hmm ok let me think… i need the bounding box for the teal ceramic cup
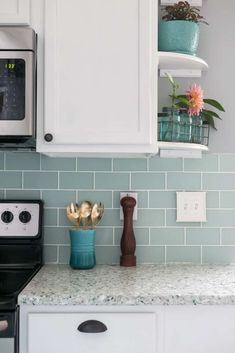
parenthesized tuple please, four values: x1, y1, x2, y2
(69, 229, 96, 269)
(158, 20, 199, 56)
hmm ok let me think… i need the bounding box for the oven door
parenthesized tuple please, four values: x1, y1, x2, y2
(0, 51, 35, 138)
(0, 309, 18, 353)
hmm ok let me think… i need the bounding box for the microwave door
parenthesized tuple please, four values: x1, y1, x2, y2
(0, 51, 35, 138)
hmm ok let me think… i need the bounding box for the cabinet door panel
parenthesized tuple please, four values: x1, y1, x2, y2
(28, 312, 156, 353)
(0, 0, 30, 24)
(165, 306, 235, 353)
(44, 0, 156, 146)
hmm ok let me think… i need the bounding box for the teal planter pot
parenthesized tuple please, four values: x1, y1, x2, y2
(69, 229, 96, 269)
(158, 20, 199, 56)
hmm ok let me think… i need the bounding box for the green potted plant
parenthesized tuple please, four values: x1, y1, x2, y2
(158, 73, 225, 144)
(159, 1, 208, 56)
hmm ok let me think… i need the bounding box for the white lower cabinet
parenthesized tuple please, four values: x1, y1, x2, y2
(165, 306, 235, 353)
(26, 312, 157, 353)
(20, 305, 235, 353)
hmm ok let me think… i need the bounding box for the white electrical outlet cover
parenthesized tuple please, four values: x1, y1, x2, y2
(176, 191, 207, 222)
(120, 192, 138, 221)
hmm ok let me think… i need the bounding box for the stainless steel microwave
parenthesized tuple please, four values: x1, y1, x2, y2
(0, 27, 36, 149)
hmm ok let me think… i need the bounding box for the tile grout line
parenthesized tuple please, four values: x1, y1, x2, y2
(93, 172, 95, 190)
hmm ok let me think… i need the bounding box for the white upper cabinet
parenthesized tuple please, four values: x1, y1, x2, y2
(37, 0, 157, 156)
(0, 0, 30, 25)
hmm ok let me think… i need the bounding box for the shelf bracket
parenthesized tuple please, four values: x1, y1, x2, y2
(160, 149, 202, 159)
(160, 69, 202, 78)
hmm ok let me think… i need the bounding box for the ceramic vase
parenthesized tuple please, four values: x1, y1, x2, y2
(69, 229, 96, 269)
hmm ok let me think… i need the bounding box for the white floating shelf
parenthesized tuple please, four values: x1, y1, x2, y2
(160, 0, 202, 6)
(158, 142, 208, 159)
(158, 51, 208, 77)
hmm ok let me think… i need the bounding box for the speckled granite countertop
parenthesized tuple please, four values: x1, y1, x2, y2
(18, 264, 235, 306)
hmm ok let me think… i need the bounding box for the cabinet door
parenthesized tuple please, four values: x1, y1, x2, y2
(43, 0, 157, 149)
(0, 0, 30, 24)
(28, 312, 156, 353)
(165, 306, 235, 353)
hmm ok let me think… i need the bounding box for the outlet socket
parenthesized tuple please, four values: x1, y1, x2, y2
(120, 192, 138, 221)
(176, 191, 207, 222)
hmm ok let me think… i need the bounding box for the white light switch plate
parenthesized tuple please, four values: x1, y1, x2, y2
(176, 192, 207, 222)
(120, 192, 138, 221)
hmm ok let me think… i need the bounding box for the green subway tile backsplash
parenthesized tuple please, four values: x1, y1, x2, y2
(77, 158, 112, 171)
(113, 158, 147, 171)
(202, 246, 235, 264)
(220, 155, 235, 172)
(44, 209, 58, 226)
(131, 172, 165, 190)
(150, 228, 184, 245)
(95, 172, 129, 190)
(166, 246, 201, 263)
(44, 227, 69, 245)
(220, 191, 235, 208)
(184, 154, 219, 172)
(149, 191, 176, 208)
(6, 189, 41, 200)
(0, 153, 4, 170)
(149, 157, 183, 171)
(0, 171, 22, 188)
(186, 228, 220, 245)
(60, 172, 93, 189)
(221, 229, 235, 245)
(42, 190, 76, 208)
(167, 172, 201, 190)
(4, 152, 235, 265)
(24, 172, 58, 189)
(96, 228, 114, 245)
(41, 155, 76, 171)
(203, 173, 235, 190)
(6, 152, 40, 170)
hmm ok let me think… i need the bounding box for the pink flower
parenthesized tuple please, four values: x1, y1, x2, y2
(186, 84, 204, 116)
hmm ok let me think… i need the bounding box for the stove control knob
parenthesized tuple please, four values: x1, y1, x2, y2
(19, 211, 31, 224)
(1, 211, 14, 224)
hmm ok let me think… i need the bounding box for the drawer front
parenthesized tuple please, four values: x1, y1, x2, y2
(28, 312, 156, 353)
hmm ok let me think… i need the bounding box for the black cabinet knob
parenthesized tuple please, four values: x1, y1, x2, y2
(44, 133, 53, 142)
(77, 320, 107, 333)
(1, 211, 14, 224)
(19, 211, 31, 224)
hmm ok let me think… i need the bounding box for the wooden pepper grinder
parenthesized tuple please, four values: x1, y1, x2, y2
(120, 196, 136, 267)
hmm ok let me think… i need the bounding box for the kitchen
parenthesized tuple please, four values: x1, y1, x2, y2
(0, 0, 235, 352)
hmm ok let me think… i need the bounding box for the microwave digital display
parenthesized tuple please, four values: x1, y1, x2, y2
(0, 59, 25, 121)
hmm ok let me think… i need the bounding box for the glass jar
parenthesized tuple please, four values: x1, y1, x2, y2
(158, 107, 180, 142)
(179, 109, 192, 142)
(191, 115, 203, 144)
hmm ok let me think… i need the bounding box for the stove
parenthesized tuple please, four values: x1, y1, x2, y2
(0, 200, 43, 353)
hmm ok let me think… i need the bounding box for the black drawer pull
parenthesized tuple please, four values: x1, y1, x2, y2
(77, 320, 107, 333)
